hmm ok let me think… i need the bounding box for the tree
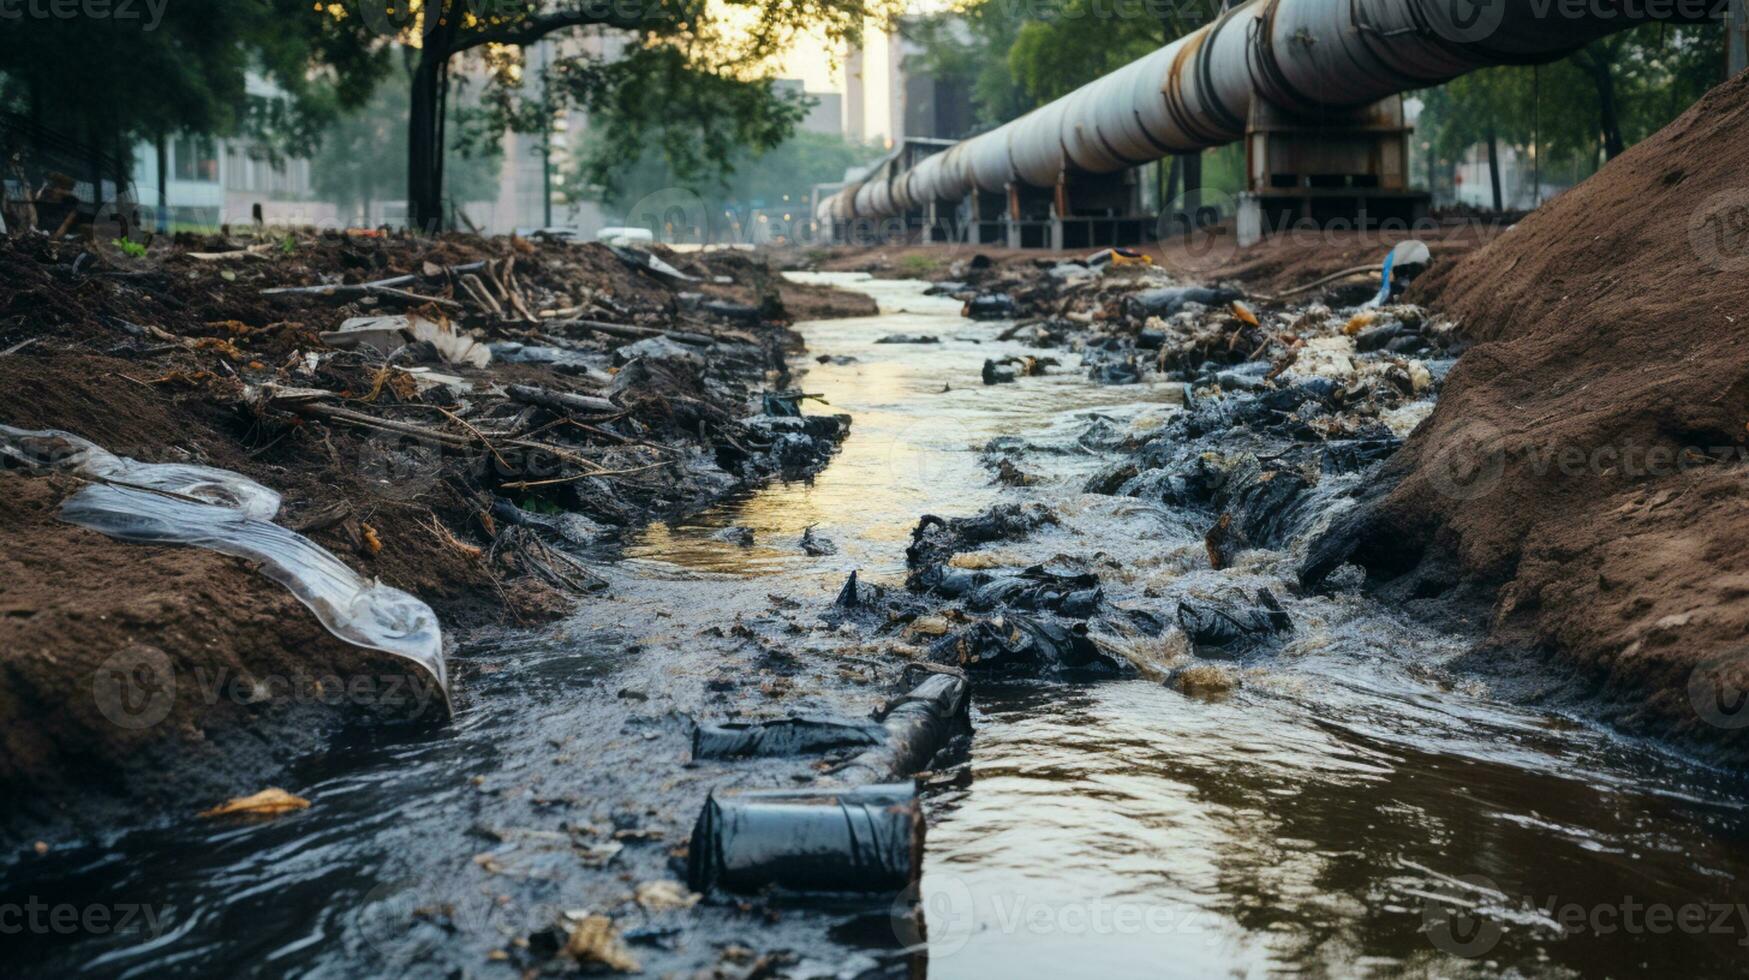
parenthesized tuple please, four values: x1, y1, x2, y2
(903, 4, 1030, 131)
(1417, 22, 1722, 206)
(912, 0, 1215, 207)
(0, 0, 387, 189)
(312, 73, 504, 226)
(339, 0, 900, 232)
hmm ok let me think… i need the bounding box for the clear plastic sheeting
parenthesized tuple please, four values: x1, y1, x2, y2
(1, 425, 450, 713)
(1, 424, 282, 519)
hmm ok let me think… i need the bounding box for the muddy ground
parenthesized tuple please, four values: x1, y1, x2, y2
(787, 130, 1749, 770)
(0, 231, 875, 830)
(4, 78, 1745, 969)
(786, 220, 1503, 296)
(1315, 69, 1749, 766)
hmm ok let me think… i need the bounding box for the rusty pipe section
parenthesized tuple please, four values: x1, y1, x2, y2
(825, 0, 1706, 224)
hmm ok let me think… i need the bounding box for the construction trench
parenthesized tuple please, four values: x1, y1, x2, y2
(3, 5, 1749, 980)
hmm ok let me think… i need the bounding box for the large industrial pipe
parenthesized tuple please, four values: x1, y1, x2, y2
(825, 0, 1708, 224)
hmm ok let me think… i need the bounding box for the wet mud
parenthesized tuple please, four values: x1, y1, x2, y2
(6, 267, 1749, 978)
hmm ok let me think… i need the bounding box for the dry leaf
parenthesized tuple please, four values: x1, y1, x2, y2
(563, 914, 641, 973)
(198, 788, 310, 819)
(634, 880, 700, 912)
(1230, 300, 1259, 327)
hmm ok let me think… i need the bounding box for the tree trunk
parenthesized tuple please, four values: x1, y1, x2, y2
(407, 5, 461, 234)
(1181, 151, 1203, 196)
(1485, 127, 1503, 211)
(1575, 44, 1627, 161)
(1594, 61, 1625, 159)
(155, 133, 169, 234)
(407, 45, 445, 233)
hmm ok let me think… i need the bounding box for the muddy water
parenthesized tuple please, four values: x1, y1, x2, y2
(6, 275, 1748, 978)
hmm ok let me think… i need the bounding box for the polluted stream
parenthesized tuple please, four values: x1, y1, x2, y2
(6, 274, 1749, 978)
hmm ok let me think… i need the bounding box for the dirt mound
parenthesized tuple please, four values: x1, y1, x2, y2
(1316, 71, 1749, 764)
(0, 230, 869, 829)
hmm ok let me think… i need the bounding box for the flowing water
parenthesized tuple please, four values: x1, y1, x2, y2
(5, 275, 1747, 978)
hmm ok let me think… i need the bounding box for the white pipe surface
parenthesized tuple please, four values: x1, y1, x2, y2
(827, 0, 1703, 223)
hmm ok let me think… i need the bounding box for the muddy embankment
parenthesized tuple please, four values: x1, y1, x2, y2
(1304, 70, 1749, 766)
(0, 231, 876, 831)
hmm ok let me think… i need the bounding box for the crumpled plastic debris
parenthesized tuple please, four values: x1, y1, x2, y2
(2, 425, 450, 712)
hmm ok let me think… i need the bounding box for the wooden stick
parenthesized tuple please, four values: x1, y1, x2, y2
(506, 384, 619, 416)
(544, 318, 718, 347)
(458, 274, 504, 318)
(499, 459, 670, 490)
(260, 261, 487, 299)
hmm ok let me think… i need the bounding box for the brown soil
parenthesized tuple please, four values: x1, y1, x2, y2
(1326, 71, 1749, 764)
(788, 223, 1502, 296)
(0, 231, 870, 826)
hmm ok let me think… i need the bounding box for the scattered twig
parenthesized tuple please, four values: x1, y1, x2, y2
(506, 383, 620, 416)
(498, 459, 671, 490)
(544, 318, 719, 347)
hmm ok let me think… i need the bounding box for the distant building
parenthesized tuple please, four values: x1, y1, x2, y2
(774, 80, 845, 137)
(845, 45, 867, 142)
(842, 19, 976, 146)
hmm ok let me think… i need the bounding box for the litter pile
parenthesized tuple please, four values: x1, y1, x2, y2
(0, 228, 873, 814)
(1306, 70, 1749, 764)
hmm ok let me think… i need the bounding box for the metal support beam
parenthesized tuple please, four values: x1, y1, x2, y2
(1238, 95, 1428, 246)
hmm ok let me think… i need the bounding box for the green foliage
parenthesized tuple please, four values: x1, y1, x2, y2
(422, 0, 900, 219)
(558, 46, 810, 203)
(1417, 22, 1721, 184)
(0, 0, 387, 171)
(903, 5, 1030, 129)
(899, 253, 941, 275)
(589, 128, 882, 213)
(112, 238, 148, 259)
(312, 76, 503, 220)
(1007, 0, 1160, 104)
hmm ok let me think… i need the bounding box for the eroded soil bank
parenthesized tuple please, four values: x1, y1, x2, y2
(1311, 70, 1749, 766)
(0, 231, 874, 827)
